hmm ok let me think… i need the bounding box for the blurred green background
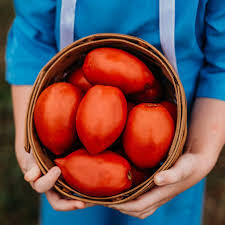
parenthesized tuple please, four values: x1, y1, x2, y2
(0, 1, 224, 225)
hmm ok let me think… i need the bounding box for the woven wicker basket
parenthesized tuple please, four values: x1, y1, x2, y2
(24, 33, 187, 205)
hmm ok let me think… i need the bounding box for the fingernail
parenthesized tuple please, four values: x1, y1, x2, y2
(53, 167, 61, 176)
(24, 172, 31, 182)
(24, 167, 35, 182)
(51, 167, 61, 177)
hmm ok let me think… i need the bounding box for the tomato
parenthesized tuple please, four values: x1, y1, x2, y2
(55, 149, 132, 196)
(161, 101, 177, 122)
(83, 48, 155, 94)
(76, 85, 127, 155)
(34, 82, 82, 155)
(131, 166, 150, 186)
(130, 79, 163, 102)
(123, 103, 175, 168)
(113, 149, 150, 186)
(67, 67, 92, 92)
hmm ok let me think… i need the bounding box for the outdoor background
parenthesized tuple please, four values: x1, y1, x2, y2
(0, 1, 224, 225)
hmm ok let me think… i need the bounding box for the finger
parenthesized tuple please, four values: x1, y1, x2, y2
(54, 194, 95, 208)
(138, 208, 158, 219)
(24, 165, 41, 182)
(33, 166, 61, 193)
(119, 207, 157, 219)
(84, 203, 96, 208)
(154, 153, 196, 186)
(110, 184, 178, 212)
(110, 154, 197, 212)
(46, 190, 86, 211)
(109, 198, 145, 212)
(132, 196, 172, 217)
(119, 209, 141, 218)
(108, 187, 159, 212)
(29, 181, 35, 189)
(19, 148, 38, 175)
(118, 193, 172, 215)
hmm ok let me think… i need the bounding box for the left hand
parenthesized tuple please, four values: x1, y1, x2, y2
(108, 151, 216, 219)
(108, 98, 225, 219)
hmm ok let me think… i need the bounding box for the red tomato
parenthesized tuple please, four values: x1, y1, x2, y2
(123, 103, 175, 168)
(55, 149, 132, 196)
(161, 101, 177, 122)
(130, 79, 163, 102)
(76, 85, 127, 154)
(131, 166, 150, 186)
(67, 67, 92, 92)
(83, 48, 155, 94)
(34, 82, 82, 155)
(113, 148, 150, 186)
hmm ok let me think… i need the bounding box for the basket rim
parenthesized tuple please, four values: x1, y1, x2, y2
(25, 33, 187, 204)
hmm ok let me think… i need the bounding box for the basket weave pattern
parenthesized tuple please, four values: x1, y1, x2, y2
(24, 34, 187, 204)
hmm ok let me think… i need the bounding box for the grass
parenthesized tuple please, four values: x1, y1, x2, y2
(0, 1, 224, 225)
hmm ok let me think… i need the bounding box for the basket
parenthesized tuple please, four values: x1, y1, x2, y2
(24, 33, 187, 205)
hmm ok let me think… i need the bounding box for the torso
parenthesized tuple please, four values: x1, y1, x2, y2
(56, 0, 208, 113)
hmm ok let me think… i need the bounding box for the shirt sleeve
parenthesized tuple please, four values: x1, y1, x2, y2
(196, 0, 225, 101)
(5, 0, 57, 85)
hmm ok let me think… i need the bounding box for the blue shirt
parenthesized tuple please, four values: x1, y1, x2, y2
(6, 0, 225, 112)
(5, 2, 215, 224)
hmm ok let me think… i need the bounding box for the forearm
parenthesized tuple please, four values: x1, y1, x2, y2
(186, 97, 225, 168)
(11, 85, 33, 172)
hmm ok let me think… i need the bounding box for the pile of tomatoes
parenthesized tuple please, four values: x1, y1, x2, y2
(34, 48, 176, 197)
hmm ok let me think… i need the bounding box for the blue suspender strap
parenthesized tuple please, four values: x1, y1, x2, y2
(60, 0, 77, 50)
(159, 0, 178, 73)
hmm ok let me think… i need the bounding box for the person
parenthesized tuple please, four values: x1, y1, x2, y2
(6, 0, 225, 225)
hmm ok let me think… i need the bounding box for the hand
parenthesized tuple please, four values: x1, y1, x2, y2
(20, 147, 93, 211)
(11, 86, 94, 211)
(108, 98, 225, 218)
(108, 151, 216, 219)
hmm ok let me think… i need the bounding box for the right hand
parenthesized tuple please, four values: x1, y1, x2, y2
(12, 85, 94, 211)
(18, 147, 93, 211)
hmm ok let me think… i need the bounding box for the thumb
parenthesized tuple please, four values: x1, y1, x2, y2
(24, 163, 41, 182)
(23, 150, 42, 182)
(33, 166, 61, 193)
(154, 153, 196, 186)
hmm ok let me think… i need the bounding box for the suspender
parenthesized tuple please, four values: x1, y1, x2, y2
(60, 0, 77, 50)
(60, 0, 178, 72)
(159, 0, 178, 72)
